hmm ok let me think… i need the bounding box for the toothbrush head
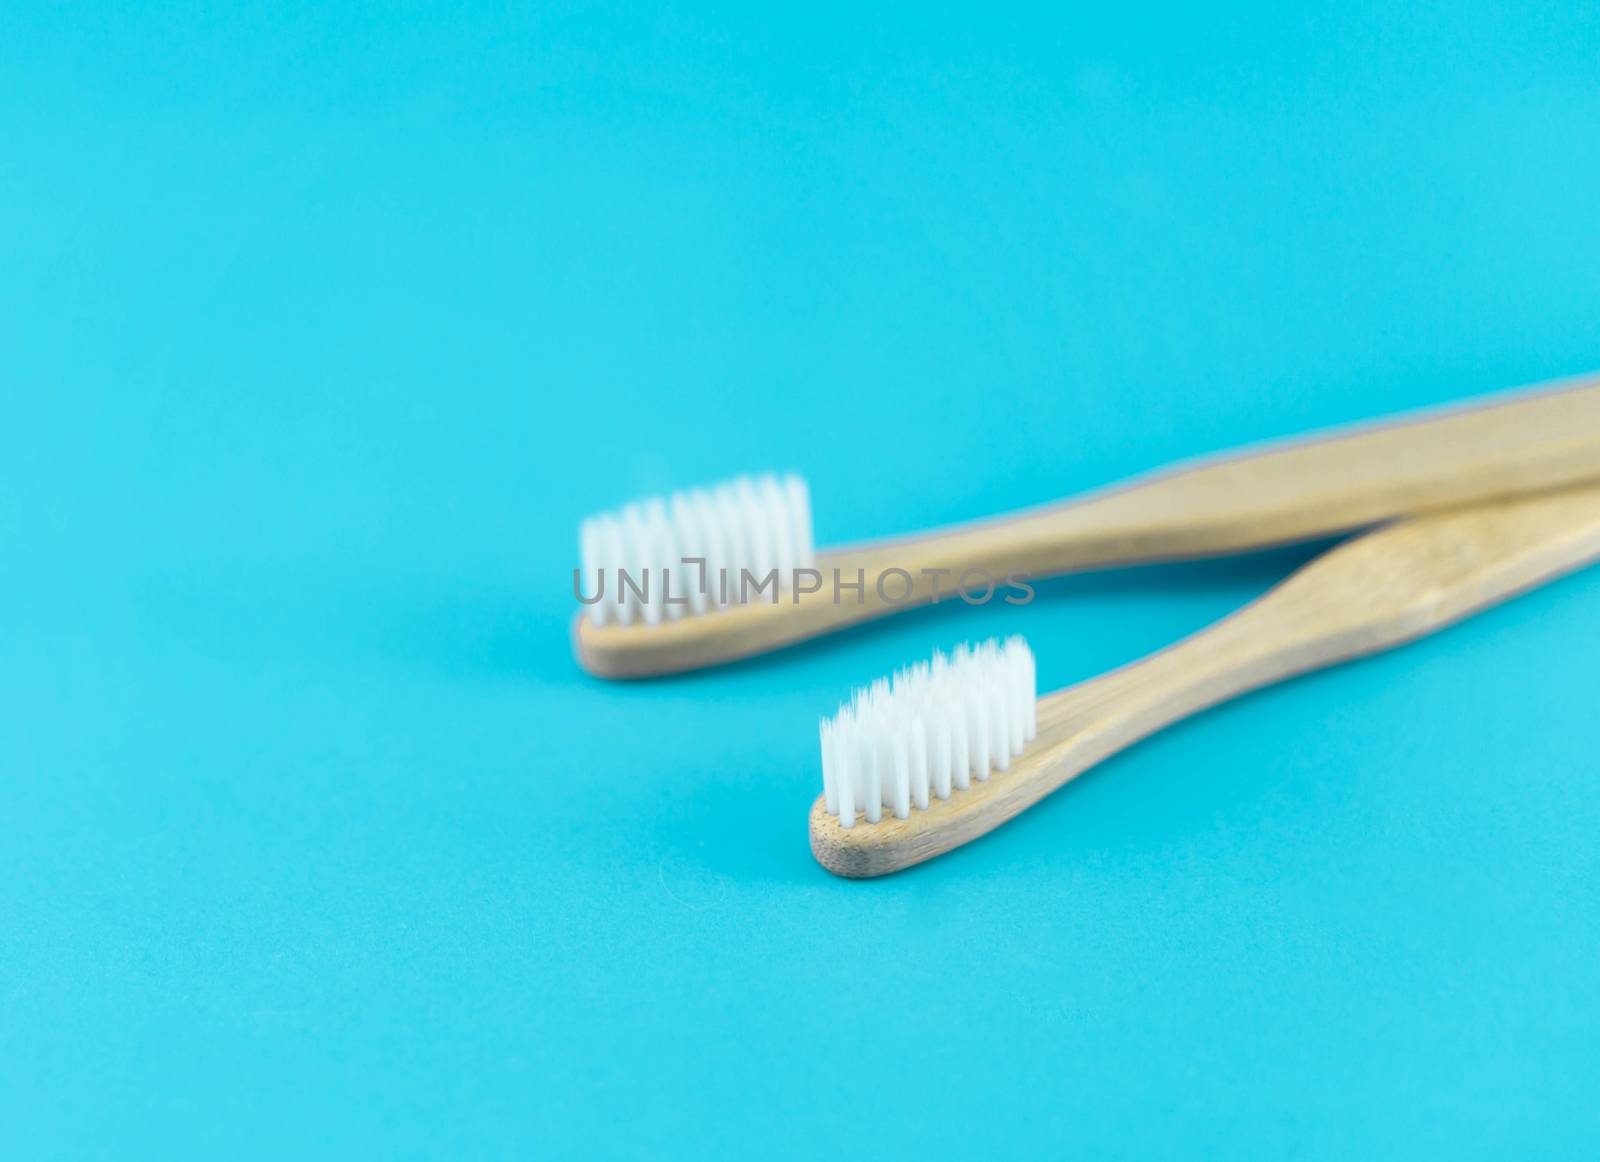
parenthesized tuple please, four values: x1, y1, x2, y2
(818, 636, 1037, 828)
(809, 634, 1045, 878)
(577, 473, 814, 630)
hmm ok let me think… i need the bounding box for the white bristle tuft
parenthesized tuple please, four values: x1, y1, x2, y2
(578, 473, 814, 626)
(818, 636, 1037, 828)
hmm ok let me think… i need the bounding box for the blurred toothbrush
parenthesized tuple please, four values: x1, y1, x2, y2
(574, 372, 1600, 677)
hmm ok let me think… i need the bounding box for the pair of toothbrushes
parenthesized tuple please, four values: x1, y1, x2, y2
(575, 373, 1600, 877)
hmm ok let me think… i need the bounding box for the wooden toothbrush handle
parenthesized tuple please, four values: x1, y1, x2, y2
(851, 373, 1600, 581)
(1054, 482, 1600, 746)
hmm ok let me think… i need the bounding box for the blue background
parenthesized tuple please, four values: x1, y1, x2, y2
(5, 3, 1599, 1157)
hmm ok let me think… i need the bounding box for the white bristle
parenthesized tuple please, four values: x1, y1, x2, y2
(819, 636, 1037, 828)
(578, 473, 814, 626)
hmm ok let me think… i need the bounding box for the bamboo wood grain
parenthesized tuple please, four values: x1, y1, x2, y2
(577, 373, 1600, 677)
(810, 481, 1600, 877)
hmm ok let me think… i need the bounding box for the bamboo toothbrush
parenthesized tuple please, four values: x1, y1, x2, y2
(809, 481, 1600, 877)
(575, 373, 1600, 678)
